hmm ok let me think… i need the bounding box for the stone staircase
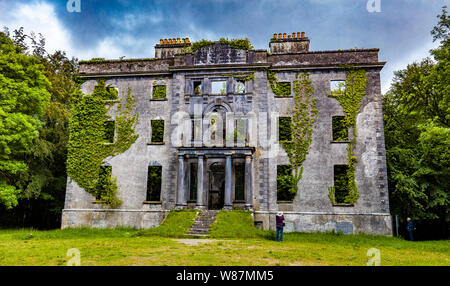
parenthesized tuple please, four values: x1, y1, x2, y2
(187, 210, 219, 236)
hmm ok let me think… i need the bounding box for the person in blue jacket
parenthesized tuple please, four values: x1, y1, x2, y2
(406, 217, 416, 241)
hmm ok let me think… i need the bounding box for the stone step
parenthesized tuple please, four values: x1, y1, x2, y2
(186, 210, 219, 236)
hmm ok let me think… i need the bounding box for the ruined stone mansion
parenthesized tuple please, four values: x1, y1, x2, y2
(61, 32, 393, 235)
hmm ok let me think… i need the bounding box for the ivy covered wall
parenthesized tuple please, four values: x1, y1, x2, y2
(67, 80, 139, 207)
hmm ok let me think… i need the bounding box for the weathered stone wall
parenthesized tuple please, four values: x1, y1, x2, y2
(269, 49, 381, 66)
(63, 41, 391, 235)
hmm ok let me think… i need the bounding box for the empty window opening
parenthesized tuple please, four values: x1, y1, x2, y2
(193, 81, 202, 95)
(332, 116, 348, 141)
(95, 165, 112, 200)
(276, 82, 291, 96)
(152, 85, 166, 99)
(330, 80, 346, 95)
(211, 81, 227, 95)
(147, 166, 162, 201)
(279, 117, 292, 142)
(333, 165, 350, 204)
(277, 165, 295, 201)
(235, 164, 245, 201)
(104, 121, 115, 143)
(189, 163, 197, 201)
(151, 120, 164, 143)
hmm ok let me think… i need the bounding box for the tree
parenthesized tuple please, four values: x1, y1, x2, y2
(0, 31, 51, 209)
(0, 28, 78, 228)
(383, 6, 449, 238)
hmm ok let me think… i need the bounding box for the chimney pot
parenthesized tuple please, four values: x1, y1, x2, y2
(288, 35, 291, 39)
(160, 39, 163, 44)
(283, 33, 286, 39)
(278, 33, 282, 39)
(177, 38, 181, 43)
(273, 33, 277, 39)
(297, 32, 300, 38)
(186, 38, 190, 43)
(164, 39, 168, 44)
(292, 32, 296, 38)
(301, 32, 305, 38)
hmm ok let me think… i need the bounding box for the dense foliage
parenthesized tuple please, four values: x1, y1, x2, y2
(0, 31, 51, 209)
(383, 6, 449, 237)
(189, 38, 253, 52)
(67, 81, 139, 207)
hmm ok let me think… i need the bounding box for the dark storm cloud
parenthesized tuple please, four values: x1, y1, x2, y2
(0, 0, 447, 91)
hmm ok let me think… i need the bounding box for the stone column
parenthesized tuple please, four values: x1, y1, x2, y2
(245, 154, 253, 210)
(176, 154, 187, 209)
(196, 155, 205, 209)
(224, 154, 232, 210)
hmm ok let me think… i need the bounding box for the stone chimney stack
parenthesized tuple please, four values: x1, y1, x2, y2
(269, 32, 310, 54)
(155, 38, 191, 59)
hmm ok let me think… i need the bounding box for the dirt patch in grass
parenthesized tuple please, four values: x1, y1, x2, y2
(173, 239, 221, 246)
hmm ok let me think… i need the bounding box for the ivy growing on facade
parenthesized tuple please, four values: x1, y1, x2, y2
(327, 67, 367, 205)
(277, 72, 318, 200)
(67, 80, 139, 207)
(267, 69, 292, 96)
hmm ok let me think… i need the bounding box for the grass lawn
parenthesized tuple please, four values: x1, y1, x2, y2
(0, 211, 448, 266)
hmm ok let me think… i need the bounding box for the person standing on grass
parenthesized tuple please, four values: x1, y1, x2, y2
(406, 217, 416, 241)
(276, 212, 285, 242)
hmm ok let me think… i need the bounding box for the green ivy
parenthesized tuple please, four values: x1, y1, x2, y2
(267, 69, 291, 96)
(188, 38, 253, 52)
(67, 80, 139, 207)
(221, 72, 255, 82)
(327, 67, 367, 205)
(152, 85, 166, 99)
(278, 73, 318, 200)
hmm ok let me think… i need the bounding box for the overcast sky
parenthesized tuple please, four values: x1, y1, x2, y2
(0, 0, 448, 93)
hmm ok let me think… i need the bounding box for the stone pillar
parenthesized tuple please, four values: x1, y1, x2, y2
(224, 154, 232, 210)
(245, 155, 253, 210)
(176, 154, 187, 208)
(196, 155, 205, 209)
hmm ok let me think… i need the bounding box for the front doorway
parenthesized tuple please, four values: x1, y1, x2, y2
(208, 162, 225, 210)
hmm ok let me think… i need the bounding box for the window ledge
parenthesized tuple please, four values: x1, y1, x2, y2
(332, 203, 354, 207)
(147, 142, 165, 145)
(277, 201, 294, 204)
(274, 95, 293, 98)
(150, 98, 167, 101)
(143, 201, 162, 204)
(330, 140, 351, 144)
(92, 200, 106, 204)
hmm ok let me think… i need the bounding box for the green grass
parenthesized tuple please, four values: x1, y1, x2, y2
(0, 210, 449, 266)
(208, 210, 273, 239)
(135, 209, 199, 238)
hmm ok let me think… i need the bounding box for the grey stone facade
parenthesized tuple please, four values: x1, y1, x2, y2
(61, 33, 392, 235)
